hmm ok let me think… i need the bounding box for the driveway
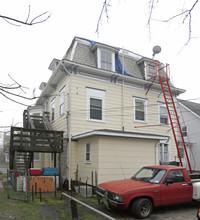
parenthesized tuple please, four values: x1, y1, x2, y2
(100, 201, 200, 220)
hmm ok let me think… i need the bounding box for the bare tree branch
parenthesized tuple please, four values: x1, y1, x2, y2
(8, 74, 28, 94)
(26, 5, 31, 23)
(96, 0, 111, 34)
(147, 0, 199, 46)
(0, 5, 51, 26)
(0, 91, 30, 107)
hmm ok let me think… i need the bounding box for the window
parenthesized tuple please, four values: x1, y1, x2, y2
(101, 50, 112, 71)
(160, 143, 169, 163)
(134, 98, 147, 122)
(178, 144, 184, 158)
(159, 104, 168, 124)
(51, 98, 55, 121)
(60, 87, 65, 115)
(85, 143, 91, 163)
(34, 153, 40, 161)
(182, 126, 187, 137)
(166, 170, 185, 183)
(87, 88, 105, 122)
(97, 48, 115, 71)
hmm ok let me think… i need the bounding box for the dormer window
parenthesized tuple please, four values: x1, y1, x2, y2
(97, 48, 115, 71)
(91, 43, 117, 72)
(101, 50, 112, 71)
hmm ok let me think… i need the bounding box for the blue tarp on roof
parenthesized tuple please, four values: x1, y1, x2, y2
(115, 53, 132, 77)
(74, 37, 132, 77)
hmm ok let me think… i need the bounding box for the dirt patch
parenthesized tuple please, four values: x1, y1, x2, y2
(37, 205, 60, 218)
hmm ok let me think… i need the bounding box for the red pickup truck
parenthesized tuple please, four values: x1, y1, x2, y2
(96, 165, 200, 219)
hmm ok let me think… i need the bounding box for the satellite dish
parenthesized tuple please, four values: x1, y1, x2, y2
(152, 45, 161, 58)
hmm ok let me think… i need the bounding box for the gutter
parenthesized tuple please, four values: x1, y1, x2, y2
(37, 59, 185, 106)
(62, 59, 185, 95)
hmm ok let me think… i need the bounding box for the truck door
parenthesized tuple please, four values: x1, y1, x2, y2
(160, 170, 192, 206)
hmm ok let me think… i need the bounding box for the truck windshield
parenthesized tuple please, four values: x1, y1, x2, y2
(132, 167, 166, 184)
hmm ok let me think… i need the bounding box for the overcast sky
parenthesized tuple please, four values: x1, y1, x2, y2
(0, 0, 200, 131)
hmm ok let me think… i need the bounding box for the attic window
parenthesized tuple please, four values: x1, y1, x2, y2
(97, 48, 115, 71)
(146, 63, 156, 80)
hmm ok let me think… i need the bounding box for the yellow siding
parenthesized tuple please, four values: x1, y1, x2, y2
(69, 75, 173, 137)
(73, 137, 99, 184)
(98, 136, 156, 183)
(33, 153, 55, 168)
(44, 74, 176, 146)
(42, 73, 178, 181)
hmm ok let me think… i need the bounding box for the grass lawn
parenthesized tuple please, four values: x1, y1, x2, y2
(0, 174, 109, 220)
(0, 163, 9, 168)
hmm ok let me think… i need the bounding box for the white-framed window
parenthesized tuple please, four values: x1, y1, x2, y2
(160, 142, 169, 163)
(97, 48, 115, 71)
(134, 97, 147, 122)
(60, 86, 65, 115)
(51, 98, 55, 121)
(34, 152, 41, 161)
(159, 104, 169, 125)
(182, 126, 187, 137)
(87, 88, 105, 122)
(85, 143, 91, 163)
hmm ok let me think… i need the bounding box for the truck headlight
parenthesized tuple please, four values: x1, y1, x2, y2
(113, 193, 122, 202)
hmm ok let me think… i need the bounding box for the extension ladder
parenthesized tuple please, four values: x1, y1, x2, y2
(158, 63, 192, 173)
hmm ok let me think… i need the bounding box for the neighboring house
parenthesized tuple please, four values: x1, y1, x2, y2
(177, 99, 200, 172)
(0, 132, 3, 149)
(29, 37, 186, 184)
(2, 132, 10, 163)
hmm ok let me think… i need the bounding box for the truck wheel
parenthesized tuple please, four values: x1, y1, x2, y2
(131, 198, 152, 219)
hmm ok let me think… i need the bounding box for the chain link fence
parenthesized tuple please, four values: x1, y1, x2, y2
(7, 169, 30, 201)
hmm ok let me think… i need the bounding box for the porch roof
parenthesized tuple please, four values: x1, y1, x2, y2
(72, 129, 169, 141)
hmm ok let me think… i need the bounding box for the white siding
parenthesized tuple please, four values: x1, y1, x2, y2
(178, 104, 200, 171)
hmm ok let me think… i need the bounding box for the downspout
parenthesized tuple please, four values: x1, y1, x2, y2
(121, 48, 125, 131)
(61, 61, 72, 190)
(155, 142, 159, 165)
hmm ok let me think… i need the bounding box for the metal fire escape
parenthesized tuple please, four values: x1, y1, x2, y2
(146, 60, 192, 173)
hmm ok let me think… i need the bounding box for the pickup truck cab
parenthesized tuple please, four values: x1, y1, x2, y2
(96, 165, 200, 219)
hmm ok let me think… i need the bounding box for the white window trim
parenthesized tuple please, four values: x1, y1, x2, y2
(158, 103, 169, 125)
(97, 47, 115, 71)
(87, 88, 105, 122)
(85, 143, 91, 163)
(44, 101, 49, 112)
(59, 86, 66, 116)
(159, 140, 170, 163)
(133, 97, 147, 123)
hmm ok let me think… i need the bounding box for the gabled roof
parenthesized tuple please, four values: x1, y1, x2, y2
(178, 99, 200, 117)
